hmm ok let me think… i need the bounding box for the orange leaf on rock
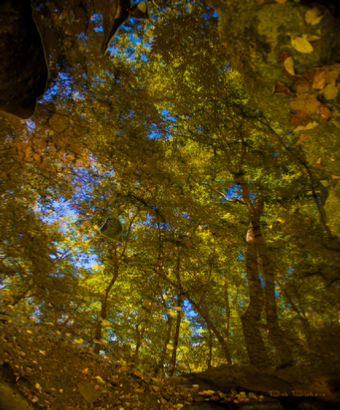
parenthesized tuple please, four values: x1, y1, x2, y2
(289, 91, 320, 114)
(304, 67, 328, 89)
(313, 70, 328, 90)
(328, 64, 340, 81)
(272, 81, 291, 95)
(313, 158, 324, 169)
(295, 134, 309, 145)
(290, 110, 310, 127)
(317, 105, 332, 121)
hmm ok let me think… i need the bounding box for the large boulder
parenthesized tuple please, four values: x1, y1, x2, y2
(0, 0, 48, 119)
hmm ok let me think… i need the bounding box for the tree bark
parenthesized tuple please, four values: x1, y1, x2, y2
(93, 246, 120, 354)
(240, 222, 271, 366)
(154, 313, 173, 376)
(169, 294, 183, 376)
(238, 175, 293, 366)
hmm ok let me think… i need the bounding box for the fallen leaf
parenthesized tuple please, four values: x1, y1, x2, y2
(284, 57, 295, 76)
(295, 133, 309, 145)
(294, 121, 318, 133)
(323, 79, 339, 100)
(305, 7, 323, 25)
(291, 37, 314, 53)
(327, 64, 340, 81)
(317, 105, 333, 121)
(332, 175, 340, 180)
(313, 157, 325, 168)
(272, 81, 291, 94)
(290, 92, 320, 114)
(313, 70, 328, 89)
(302, 34, 321, 42)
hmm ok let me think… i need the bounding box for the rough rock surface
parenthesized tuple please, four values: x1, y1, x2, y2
(0, 0, 48, 119)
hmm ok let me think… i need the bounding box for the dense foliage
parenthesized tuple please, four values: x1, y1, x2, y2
(1, 0, 339, 377)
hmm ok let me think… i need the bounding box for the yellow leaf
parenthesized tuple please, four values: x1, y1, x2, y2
(173, 307, 182, 311)
(32, 396, 39, 402)
(305, 7, 323, 25)
(74, 338, 84, 344)
(284, 57, 295, 76)
(167, 344, 174, 350)
(39, 350, 46, 356)
(26, 330, 32, 334)
(303, 34, 321, 42)
(322, 80, 339, 100)
(291, 37, 313, 53)
(294, 121, 319, 133)
(168, 310, 177, 317)
(295, 133, 309, 146)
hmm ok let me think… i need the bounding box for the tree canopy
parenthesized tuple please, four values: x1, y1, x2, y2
(1, 0, 339, 393)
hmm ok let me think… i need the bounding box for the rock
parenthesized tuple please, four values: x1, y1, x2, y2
(0, 0, 48, 119)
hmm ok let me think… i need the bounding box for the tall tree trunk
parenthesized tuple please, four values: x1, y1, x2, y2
(240, 222, 271, 366)
(93, 247, 120, 354)
(154, 314, 173, 376)
(252, 217, 294, 365)
(207, 328, 213, 370)
(133, 323, 145, 365)
(169, 294, 183, 376)
(223, 278, 231, 346)
(237, 175, 293, 366)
